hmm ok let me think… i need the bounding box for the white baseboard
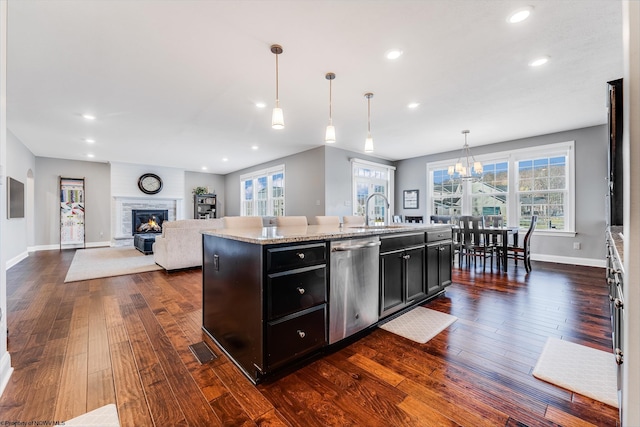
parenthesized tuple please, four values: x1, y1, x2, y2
(28, 241, 112, 253)
(531, 253, 606, 268)
(0, 351, 13, 397)
(6, 251, 28, 270)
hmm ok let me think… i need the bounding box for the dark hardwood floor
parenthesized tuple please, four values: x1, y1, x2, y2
(0, 249, 619, 426)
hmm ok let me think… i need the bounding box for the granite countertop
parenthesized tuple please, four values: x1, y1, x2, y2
(609, 225, 624, 265)
(201, 223, 450, 245)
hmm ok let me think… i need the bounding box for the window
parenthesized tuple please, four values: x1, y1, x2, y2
(517, 156, 567, 230)
(240, 165, 285, 216)
(351, 159, 395, 224)
(427, 141, 574, 233)
(470, 161, 509, 221)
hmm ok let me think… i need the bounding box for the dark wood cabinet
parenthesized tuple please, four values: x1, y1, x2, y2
(194, 193, 216, 219)
(426, 229, 453, 296)
(203, 235, 327, 383)
(379, 233, 426, 319)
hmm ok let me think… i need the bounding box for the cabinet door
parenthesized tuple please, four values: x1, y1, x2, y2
(380, 252, 404, 317)
(405, 246, 426, 303)
(438, 243, 452, 288)
(426, 244, 441, 295)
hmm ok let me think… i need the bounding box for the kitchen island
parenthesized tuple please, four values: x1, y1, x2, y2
(201, 223, 452, 383)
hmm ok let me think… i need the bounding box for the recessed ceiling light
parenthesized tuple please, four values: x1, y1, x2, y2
(201, 166, 208, 171)
(82, 114, 96, 120)
(385, 49, 403, 60)
(507, 6, 533, 24)
(407, 102, 420, 109)
(87, 153, 95, 158)
(85, 138, 95, 143)
(255, 102, 266, 108)
(222, 157, 229, 162)
(529, 56, 549, 67)
(251, 145, 259, 150)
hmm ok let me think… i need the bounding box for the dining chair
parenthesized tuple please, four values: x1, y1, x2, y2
(504, 215, 538, 272)
(275, 216, 308, 227)
(223, 216, 264, 228)
(458, 215, 495, 271)
(314, 215, 340, 225)
(342, 215, 366, 226)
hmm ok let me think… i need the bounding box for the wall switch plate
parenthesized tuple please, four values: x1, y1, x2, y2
(573, 242, 581, 250)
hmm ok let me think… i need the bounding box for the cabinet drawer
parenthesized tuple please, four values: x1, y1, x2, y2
(267, 265, 326, 319)
(426, 228, 452, 242)
(267, 305, 327, 370)
(380, 233, 425, 253)
(267, 243, 326, 272)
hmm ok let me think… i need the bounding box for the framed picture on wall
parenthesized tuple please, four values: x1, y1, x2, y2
(403, 189, 419, 209)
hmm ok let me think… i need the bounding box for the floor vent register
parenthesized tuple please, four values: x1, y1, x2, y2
(188, 341, 217, 364)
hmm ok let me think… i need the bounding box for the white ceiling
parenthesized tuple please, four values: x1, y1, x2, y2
(7, 0, 623, 175)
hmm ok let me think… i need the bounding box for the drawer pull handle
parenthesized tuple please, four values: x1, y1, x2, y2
(297, 253, 305, 259)
(297, 330, 306, 339)
(615, 348, 623, 365)
(614, 298, 624, 309)
(297, 287, 305, 295)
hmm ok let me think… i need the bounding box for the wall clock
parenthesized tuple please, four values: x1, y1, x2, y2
(138, 173, 163, 195)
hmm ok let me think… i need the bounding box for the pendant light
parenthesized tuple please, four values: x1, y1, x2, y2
(270, 44, 284, 129)
(447, 130, 483, 180)
(364, 93, 374, 153)
(325, 72, 336, 143)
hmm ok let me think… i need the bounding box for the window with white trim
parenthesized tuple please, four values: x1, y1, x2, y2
(427, 141, 575, 233)
(240, 165, 285, 217)
(351, 159, 395, 224)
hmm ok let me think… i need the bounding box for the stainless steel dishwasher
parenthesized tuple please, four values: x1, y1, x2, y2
(329, 236, 380, 344)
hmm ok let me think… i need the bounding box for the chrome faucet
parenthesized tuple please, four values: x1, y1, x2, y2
(365, 193, 390, 226)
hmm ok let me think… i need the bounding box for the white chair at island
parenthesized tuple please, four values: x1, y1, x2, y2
(223, 216, 264, 228)
(275, 216, 308, 227)
(342, 215, 365, 226)
(314, 215, 340, 225)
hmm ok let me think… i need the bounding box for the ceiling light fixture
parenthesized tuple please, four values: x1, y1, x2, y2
(255, 102, 266, 109)
(85, 138, 95, 143)
(325, 72, 336, 143)
(87, 153, 95, 158)
(251, 145, 259, 150)
(448, 130, 483, 180)
(529, 56, 549, 67)
(408, 102, 420, 109)
(364, 93, 374, 153)
(270, 44, 284, 129)
(82, 114, 96, 120)
(507, 6, 533, 24)
(386, 49, 403, 60)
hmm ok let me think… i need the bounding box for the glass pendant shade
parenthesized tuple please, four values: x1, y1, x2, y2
(272, 104, 284, 129)
(447, 165, 455, 175)
(474, 161, 483, 174)
(325, 123, 336, 143)
(364, 134, 374, 153)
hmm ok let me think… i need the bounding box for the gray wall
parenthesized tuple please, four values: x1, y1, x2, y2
(5, 130, 35, 263)
(34, 157, 112, 248)
(185, 171, 225, 219)
(224, 146, 326, 217)
(395, 125, 608, 264)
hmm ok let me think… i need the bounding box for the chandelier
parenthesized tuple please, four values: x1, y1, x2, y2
(448, 130, 483, 180)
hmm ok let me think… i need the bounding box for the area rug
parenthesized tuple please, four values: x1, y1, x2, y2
(64, 246, 162, 283)
(533, 337, 618, 408)
(379, 306, 457, 344)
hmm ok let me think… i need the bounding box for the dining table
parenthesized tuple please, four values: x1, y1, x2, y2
(453, 225, 520, 272)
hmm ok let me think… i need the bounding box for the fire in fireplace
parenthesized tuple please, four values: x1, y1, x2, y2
(132, 209, 168, 235)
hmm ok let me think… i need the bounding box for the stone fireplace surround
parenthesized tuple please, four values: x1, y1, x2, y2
(113, 197, 179, 246)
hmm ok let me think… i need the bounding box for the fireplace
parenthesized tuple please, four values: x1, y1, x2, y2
(132, 209, 168, 235)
